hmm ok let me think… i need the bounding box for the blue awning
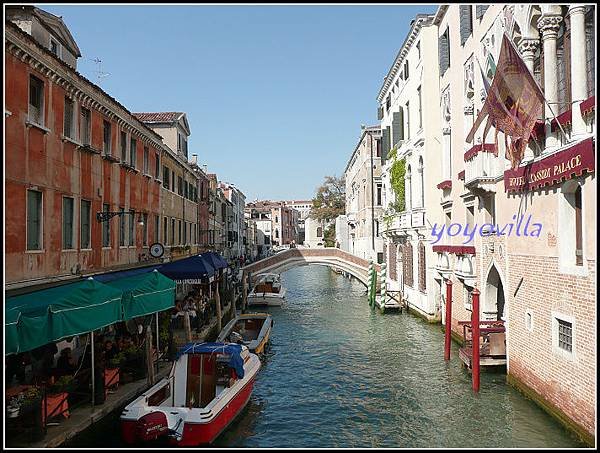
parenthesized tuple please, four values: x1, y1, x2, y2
(158, 255, 216, 284)
(177, 342, 244, 378)
(200, 251, 228, 271)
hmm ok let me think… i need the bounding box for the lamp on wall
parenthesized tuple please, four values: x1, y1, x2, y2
(96, 210, 145, 225)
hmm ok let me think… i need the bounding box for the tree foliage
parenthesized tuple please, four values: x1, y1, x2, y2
(310, 175, 345, 221)
(390, 156, 406, 213)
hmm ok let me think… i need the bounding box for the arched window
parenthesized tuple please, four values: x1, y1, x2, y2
(406, 165, 412, 211)
(418, 241, 426, 292)
(418, 156, 424, 208)
(316, 227, 323, 238)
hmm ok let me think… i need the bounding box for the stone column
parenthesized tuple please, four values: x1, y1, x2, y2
(537, 14, 563, 149)
(518, 38, 541, 161)
(568, 5, 588, 136)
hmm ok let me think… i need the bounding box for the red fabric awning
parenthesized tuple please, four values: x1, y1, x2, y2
(550, 109, 572, 132)
(464, 143, 497, 161)
(580, 95, 595, 115)
(504, 137, 595, 192)
(458, 170, 465, 181)
(432, 245, 476, 256)
(436, 180, 452, 190)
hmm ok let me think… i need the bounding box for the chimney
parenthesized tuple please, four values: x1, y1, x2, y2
(191, 154, 198, 165)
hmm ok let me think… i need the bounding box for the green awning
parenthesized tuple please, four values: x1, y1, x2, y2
(5, 278, 123, 354)
(105, 270, 176, 320)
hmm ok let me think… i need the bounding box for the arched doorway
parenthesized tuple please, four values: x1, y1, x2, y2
(483, 265, 505, 321)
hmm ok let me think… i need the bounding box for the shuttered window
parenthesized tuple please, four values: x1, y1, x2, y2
(404, 243, 414, 288)
(439, 28, 450, 75)
(29, 75, 44, 126)
(377, 106, 384, 120)
(130, 137, 137, 168)
(143, 213, 148, 246)
(81, 200, 91, 249)
(575, 186, 583, 266)
(63, 97, 75, 138)
(120, 131, 128, 162)
(475, 5, 489, 20)
(392, 109, 404, 146)
(154, 215, 160, 243)
(418, 241, 426, 292)
(163, 166, 170, 189)
(80, 108, 91, 146)
(129, 209, 135, 246)
(62, 197, 74, 249)
(417, 86, 423, 129)
(143, 146, 149, 174)
(460, 5, 473, 45)
(389, 243, 397, 281)
(155, 152, 160, 178)
(404, 60, 409, 80)
(27, 190, 43, 250)
(119, 207, 126, 246)
(103, 121, 112, 155)
(102, 204, 110, 247)
(405, 102, 410, 140)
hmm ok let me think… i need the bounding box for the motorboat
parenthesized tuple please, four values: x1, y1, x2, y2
(120, 342, 261, 446)
(247, 273, 286, 307)
(216, 313, 273, 354)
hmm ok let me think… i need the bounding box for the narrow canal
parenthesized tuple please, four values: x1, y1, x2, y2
(67, 265, 584, 448)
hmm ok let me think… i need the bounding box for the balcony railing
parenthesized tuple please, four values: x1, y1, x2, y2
(464, 144, 503, 190)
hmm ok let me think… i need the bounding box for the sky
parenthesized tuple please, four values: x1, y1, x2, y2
(39, 4, 439, 201)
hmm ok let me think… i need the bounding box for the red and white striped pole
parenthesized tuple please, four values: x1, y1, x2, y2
(471, 287, 481, 392)
(444, 279, 453, 361)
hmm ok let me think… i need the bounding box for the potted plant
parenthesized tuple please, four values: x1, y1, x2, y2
(108, 352, 125, 370)
(48, 375, 74, 395)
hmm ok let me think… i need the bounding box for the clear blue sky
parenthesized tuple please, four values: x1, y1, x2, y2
(40, 4, 438, 201)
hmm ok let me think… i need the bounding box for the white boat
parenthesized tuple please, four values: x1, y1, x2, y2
(121, 342, 261, 446)
(216, 313, 273, 355)
(247, 273, 286, 307)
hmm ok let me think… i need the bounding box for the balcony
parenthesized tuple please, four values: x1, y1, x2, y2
(464, 144, 504, 192)
(455, 254, 476, 286)
(434, 251, 452, 278)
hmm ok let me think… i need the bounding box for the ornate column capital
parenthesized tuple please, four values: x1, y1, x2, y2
(518, 38, 540, 55)
(567, 5, 587, 17)
(537, 15, 562, 40)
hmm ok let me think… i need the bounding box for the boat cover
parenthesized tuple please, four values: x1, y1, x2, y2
(200, 251, 229, 270)
(176, 342, 245, 378)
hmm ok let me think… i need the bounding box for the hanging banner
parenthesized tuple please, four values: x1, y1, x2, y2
(504, 137, 595, 192)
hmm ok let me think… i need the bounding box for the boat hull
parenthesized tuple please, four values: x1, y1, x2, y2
(216, 314, 273, 354)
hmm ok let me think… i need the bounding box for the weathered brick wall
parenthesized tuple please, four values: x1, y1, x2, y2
(507, 254, 596, 438)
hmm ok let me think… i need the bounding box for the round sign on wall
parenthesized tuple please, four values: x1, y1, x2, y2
(149, 242, 165, 258)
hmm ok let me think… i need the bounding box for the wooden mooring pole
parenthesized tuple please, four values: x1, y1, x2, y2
(444, 279, 453, 361)
(471, 287, 481, 392)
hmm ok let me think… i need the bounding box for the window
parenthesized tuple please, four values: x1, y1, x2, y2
(163, 166, 170, 189)
(475, 5, 489, 20)
(50, 37, 60, 56)
(81, 200, 91, 249)
(27, 190, 43, 250)
(404, 243, 414, 288)
(80, 108, 91, 146)
(142, 213, 148, 246)
(102, 204, 110, 247)
(103, 120, 112, 155)
(418, 157, 424, 208)
(178, 176, 183, 196)
(557, 319, 572, 352)
(376, 139, 381, 158)
(154, 215, 159, 243)
(417, 86, 422, 130)
(29, 75, 44, 125)
(403, 60, 409, 80)
(129, 210, 135, 246)
(405, 101, 410, 140)
(120, 131, 128, 162)
(406, 165, 412, 210)
(143, 146, 149, 174)
(445, 210, 451, 229)
(439, 28, 451, 75)
(418, 241, 426, 292)
(459, 5, 473, 45)
(575, 185, 583, 266)
(63, 97, 75, 138)
(184, 181, 188, 199)
(316, 227, 322, 237)
(416, 41, 421, 60)
(466, 205, 474, 227)
(377, 184, 382, 206)
(118, 208, 126, 246)
(183, 222, 187, 245)
(171, 218, 175, 245)
(163, 217, 168, 245)
(385, 95, 391, 113)
(375, 220, 380, 237)
(62, 197, 74, 249)
(172, 171, 175, 191)
(178, 220, 182, 245)
(155, 153, 160, 178)
(130, 138, 137, 168)
(483, 195, 496, 225)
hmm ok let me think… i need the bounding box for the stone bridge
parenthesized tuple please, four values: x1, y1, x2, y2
(241, 248, 380, 299)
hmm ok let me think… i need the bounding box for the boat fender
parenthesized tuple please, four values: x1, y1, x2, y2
(135, 411, 169, 441)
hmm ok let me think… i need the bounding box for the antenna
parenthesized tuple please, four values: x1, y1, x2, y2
(90, 57, 110, 83)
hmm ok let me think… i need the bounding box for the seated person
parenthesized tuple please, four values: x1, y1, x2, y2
(56, 347, 77, 376)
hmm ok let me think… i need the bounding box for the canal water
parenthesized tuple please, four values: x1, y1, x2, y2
(67, 265, 584, 448)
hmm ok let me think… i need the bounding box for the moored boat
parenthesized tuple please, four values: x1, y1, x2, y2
(120, 342, 261, 446)
(247, 273, 286, 307)
(216, 313, 273, 354)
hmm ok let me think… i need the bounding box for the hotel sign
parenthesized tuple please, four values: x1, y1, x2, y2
(504, 137, 595, 192)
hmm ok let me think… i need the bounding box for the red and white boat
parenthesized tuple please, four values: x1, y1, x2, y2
(120, 342, 261, 446)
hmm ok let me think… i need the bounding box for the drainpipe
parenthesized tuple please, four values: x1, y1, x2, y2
(444, 278, 453, 361)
